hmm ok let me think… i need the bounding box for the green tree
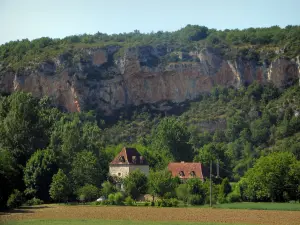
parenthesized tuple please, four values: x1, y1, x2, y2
(218, 178, 231, 203)
(71, 151, 102, 189)
(148, 170, 176, 201)
(150, 117, 193, 165)
(175, 184, 189, 204)
(123, 169, 148, 200)
(24, 149, 57, 201)
(49, 169, 71, 202)
(76, 184, 99, 202)
(101, 181, 116, 198)
(239, 152, 300, 202)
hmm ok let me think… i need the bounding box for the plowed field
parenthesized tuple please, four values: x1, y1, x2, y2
(1, 205, 300, 225)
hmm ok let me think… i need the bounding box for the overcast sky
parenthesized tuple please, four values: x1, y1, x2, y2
(1, 0, 300, 44)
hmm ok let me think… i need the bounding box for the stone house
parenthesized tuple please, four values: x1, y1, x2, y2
(109, 147, 149, 179)
(168, 161, 208, 181)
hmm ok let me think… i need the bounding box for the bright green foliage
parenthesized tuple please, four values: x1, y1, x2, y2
(24, 149, 57, 201)
(7, 189, 23, 209)
(239, 152, 300, 202)
(76, 184, 99, 202)
(100, 181, 116, 198)
(176, 179, 206, 205)
(175, 184, 189, 204)
(49, 169, 71, 202)
(217, 178, 231, 203)
(123, 169, 148, 200)
(148, 170, 177, 199)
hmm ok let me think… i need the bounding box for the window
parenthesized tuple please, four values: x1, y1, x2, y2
(118, 173, 121, 176)
(179, 171, 185, 177)
(190, 171, 196, 177)
(119, 156, 125, 162)
(140, 156, 144, 164)
(132, 156, 136, 164)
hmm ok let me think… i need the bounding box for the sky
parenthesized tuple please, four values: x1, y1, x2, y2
(1, 0, 300, 45)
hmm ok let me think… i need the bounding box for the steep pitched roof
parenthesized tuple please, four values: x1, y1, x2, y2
(110, 147, 148, 165)
(168, 162, 208, 180)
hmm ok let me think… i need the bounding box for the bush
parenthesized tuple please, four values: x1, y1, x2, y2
(156, 199, 162, 207)
(101, 200, 112, 205)
(125, 196, 135, 206)
(150, 201, 155, 206)
(188, 194, 204, 205)
(26, 197, 44, 206)
(227, 192, 241, 203)
(144, 201, 150, 206)
(7, 190, 23, 209)
(114, 192, 124, 205)
(76, 184, 99, 202)
(108, 193, 115, 204)
(161, 198, 179, 207)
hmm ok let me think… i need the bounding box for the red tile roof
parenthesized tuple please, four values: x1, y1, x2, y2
(110, 147, 148, 165)
(168, 162, 208, 181)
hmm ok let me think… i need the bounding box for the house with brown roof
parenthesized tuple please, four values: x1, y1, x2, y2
(168, 161, 208, 181)
(109, 147, 149, 179)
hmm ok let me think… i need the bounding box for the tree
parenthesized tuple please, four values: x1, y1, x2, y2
(24, 149, 57, 201)
(76, 184, 99, 202)
(123, 169, 148, 200)
(218, 178, 232, 203)
(0, 148, 18, 209)
(239, 152, 300, 202)
(49, 169, 71, 202)
(150, 117, 193, 164)
(101, 181, 116, 198)
(148, 170, 176, 201)
(175, 184, 189, 204)
(71, 151, 102, 189)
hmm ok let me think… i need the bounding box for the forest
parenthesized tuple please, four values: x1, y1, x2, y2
(1, 24, 300, 209)
(1, 81, 300, 209)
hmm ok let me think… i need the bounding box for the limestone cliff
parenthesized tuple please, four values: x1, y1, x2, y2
(0, 46, 299, 114)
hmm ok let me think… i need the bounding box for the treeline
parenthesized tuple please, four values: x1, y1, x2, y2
(1, 81, 300, 209)
(0, 25, 300, 70)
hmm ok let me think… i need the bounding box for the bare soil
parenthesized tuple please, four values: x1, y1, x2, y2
(1, 205, 300, 225)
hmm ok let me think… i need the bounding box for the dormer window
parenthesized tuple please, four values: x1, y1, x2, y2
(190, 171, 196, 177)
(132, 156, 136, 164)
(179, 171, 185, 177)
(119, 156, 125, 162)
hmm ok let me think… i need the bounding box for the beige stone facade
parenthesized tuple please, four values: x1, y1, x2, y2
(109, 164, 149, 178)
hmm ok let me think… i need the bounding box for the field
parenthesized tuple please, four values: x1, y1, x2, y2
(1, 204, 300, 225)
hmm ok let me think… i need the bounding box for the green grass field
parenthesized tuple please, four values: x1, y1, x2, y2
(213, 202, 300, 211)
(3, 219, 250, 225)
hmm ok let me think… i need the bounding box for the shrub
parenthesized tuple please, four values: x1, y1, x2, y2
(188, 194, 204, 205)
(77, 184, 99, 202)
(114, 192, 124, 205)
(161, 198, 179, 207)
(7, 190, 23, 209)
(101, 200, 112, 205)
(26, 197, 44, 206)
(144, 201, 150, 206)
(125, 196, 135, 206)
(108, 193, 115, 204)
(150, 201, 155, 206)
(227, 192, 241, 203)
(156, 199, 162, 207)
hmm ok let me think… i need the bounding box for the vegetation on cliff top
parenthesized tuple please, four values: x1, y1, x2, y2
(0, 25, 300, 71)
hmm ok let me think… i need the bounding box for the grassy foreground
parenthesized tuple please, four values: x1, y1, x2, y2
(213, 202, 300, 211)
(3, 219, 250, 225)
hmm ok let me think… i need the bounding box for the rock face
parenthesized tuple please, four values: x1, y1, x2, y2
(0, 46, 299, 114)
